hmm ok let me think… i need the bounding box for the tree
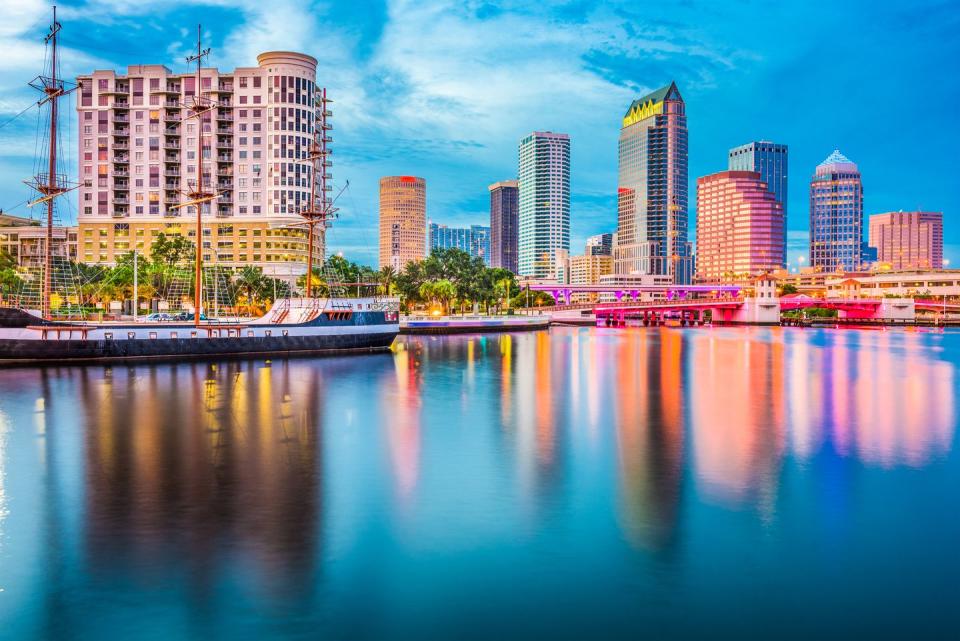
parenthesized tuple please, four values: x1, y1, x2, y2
(234, 265, 267, 315)
(779, 283, 798, 296)
(378, 265, 397, 295)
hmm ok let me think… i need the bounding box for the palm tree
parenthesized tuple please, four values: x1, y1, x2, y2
(378, 265, 396, 296)
(235, 266, 266, 317)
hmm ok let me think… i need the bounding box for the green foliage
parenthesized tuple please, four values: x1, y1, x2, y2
(510, 286, 555, 309)
(394, 248, 519, 313)
(779, 283, 798, 295)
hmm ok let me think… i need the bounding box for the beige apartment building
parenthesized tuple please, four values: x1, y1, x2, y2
(75, 50, 325, 279)
(0, 214, 78, 268)
(379, 176, 426, 271)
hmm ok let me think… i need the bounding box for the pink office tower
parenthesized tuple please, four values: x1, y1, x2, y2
(695, 170, 785, 282)
(868, 211, 943, 270)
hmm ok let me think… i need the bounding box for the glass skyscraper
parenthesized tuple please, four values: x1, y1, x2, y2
(518, 132, 570, 278)
(488, 180, 519, 272)
(615, 82, 692, 284)
(728, 141, 787, 266)
(429, 223, 491, 264)
(809, 150, 864, 272)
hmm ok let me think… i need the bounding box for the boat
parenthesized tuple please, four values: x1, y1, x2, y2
(0, 13, 398, 364)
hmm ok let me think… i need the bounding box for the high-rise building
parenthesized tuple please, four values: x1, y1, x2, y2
(470, 225, 491, 264)
(615, 82, 692, 284)
(554, 249, 614, 302)
(518, 132, 570, 278)
(585, 233, 613, 256)
(488, 180, 519, 272)
(809, 150, 864, 272)
(379, 176, 426, 271)
(429, 223, 490, 263)
(868, 211, 943, 270)
(728, 141, 787, 266)
(75, 51, 324, 278)
(695, 170, 785, 282)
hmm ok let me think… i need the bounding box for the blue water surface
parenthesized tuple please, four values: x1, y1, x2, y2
(0, 326, 957, 640)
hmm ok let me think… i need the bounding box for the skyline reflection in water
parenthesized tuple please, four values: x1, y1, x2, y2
(0, 326, 957, 640)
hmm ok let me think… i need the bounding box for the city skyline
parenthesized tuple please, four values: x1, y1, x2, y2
(0, 1, 956, 268)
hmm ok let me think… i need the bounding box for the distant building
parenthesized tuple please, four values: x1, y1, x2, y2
(380, 176, 427, 271)
(728, 141, 788, 266)
(585, 233, 613, 256)
(615, 82, 692, 283)
(554, 248, 614, 302)
(488, 180, 519, 272)
(809, 150, 864, 272)
(518, 132, 570, 278)
(695, 170, 784, 282)
(0, 214, 78, 268)
(429, 223, 490, 263)
(868, 211, 943, 270)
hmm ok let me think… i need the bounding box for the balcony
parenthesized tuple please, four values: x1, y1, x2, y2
(114, 197, 129, 205)
(217, 126, 233, 134)
(164, 99, 181, 108)
(113, 141, 129, 150)
(113, 114, 129, 122)
(113, 128, 130, 137)
(216, 113, 233, 121)
(217, 155, 233, 163)
(163, 143, 180, 151)
(114, 181, 129, 190)
(164, 155, 179, 163)
(216, 83, 234, 93)
(217, 181, 233, 190)
(164, 170, 180, 177)
(113, 155, 130, 164)
(113, 169, 129, 177)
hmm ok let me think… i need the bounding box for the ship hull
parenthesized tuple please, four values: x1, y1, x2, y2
(0, 328, 398, 365)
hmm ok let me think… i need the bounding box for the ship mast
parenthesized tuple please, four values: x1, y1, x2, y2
(169, 25, 216, 326)
(300, 87, 337, 298)
(26, 6, 78, 319)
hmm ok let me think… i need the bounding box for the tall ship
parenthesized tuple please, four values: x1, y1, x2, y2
(0, 11, 398, 364)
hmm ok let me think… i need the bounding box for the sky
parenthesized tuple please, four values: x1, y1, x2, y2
(0, 0, 957, 268)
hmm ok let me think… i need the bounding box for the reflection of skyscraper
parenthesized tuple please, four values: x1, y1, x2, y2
(518, 132, 570, 278)
(489, 180, 519, 272)
(810, 150, 864, 272)
(728, 141, 788, 266)
(615, 82, 692, 283)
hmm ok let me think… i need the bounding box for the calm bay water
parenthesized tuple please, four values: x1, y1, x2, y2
(0, 326, 958, 640)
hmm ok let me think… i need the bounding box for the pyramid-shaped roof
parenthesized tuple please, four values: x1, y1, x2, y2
(623, 82, 682, 119)
(820, 149, 852, 165)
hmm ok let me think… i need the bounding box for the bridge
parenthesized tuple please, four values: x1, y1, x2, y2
(526, 282, 949, 325)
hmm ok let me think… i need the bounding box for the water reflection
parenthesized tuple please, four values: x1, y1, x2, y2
(81, 361, 324, 604)
(0, 327, 956, 640)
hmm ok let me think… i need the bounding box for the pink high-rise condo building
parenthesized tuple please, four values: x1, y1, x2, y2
(868, 211, 943, 270)
(75, 51, 325, 280)
(695, 170, 785, 282)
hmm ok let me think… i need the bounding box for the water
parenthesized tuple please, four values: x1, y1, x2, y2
(0, 326, 957, 640)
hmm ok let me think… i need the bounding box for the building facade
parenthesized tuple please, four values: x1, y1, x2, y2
(728, 140, 787, 266)
(695, 170, 784, 282)
(488, 180, 518, 272)
(615, 82, 692, 283)
(380, 176, 427, 271)
(868, 211, 943, 271)
(75, 51, 325, 277)
(429, 223, 490, 263)
(0, 215, 78, 269)
(585, 233, 613, 256)
(554, 249, 614, 302)
(518, 132, 570, 278)
(809, 150, 864, 272)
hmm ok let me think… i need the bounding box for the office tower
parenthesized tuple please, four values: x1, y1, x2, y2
(585, 233, 613, 256)
(809, 150, 864, 272)
(428, 223, 490, 263)
(518, 132, 570, 278)
(488, 180, 518, 272)
(695, 170, 785, 282)
(469, 225, 491, 264)
(728, 141, 788, 266)
(615, 82, 692, 283)
(379, 176, 427, 271)
(868, 211, 943, 270)
(76, 51, 324, 279)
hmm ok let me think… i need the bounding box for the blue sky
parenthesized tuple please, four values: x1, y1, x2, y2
(0, 0, 957, 268)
